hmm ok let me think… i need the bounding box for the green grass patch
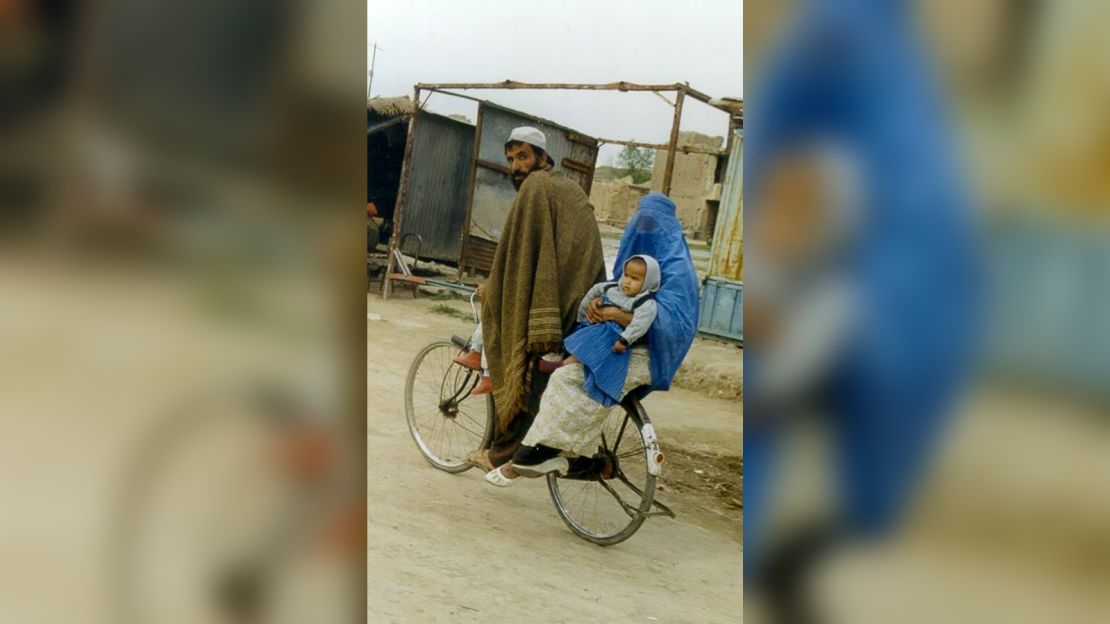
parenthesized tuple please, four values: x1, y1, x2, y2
(429, 304, 471, 321)
(430, 289, 469, 301)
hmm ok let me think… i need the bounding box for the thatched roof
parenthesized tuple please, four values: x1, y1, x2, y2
(367, 96, 413, 117)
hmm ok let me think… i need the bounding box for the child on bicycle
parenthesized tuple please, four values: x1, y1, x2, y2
(562, 254, 661, 407)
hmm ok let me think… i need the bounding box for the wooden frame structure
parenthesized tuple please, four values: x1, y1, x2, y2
(383, 80, 740, 298)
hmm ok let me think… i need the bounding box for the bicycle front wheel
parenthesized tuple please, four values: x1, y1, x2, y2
(404, 339, 494, 472)
(546, 398, 656, 545)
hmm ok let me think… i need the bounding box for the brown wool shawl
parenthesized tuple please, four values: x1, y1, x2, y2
(480, 169, 605, 428)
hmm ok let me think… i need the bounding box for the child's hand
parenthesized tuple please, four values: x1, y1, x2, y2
(612, 340, 627, 353)
(586, 298, 604, 324)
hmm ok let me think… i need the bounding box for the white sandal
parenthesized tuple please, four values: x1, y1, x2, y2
(484, 466, 519, 487)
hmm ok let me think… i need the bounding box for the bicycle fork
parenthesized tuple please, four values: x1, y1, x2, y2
(637, 423, 676, 519)
(641, 423, 665, 477)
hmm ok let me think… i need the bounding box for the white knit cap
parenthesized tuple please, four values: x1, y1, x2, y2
(506, 126, 547, 152)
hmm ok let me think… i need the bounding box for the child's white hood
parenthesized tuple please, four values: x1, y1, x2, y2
(626, 254, 662, 295)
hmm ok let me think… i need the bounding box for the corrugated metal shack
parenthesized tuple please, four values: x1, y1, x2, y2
(698, 127, 743, 343)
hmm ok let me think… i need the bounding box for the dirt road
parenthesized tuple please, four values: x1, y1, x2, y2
(367, 293, 743, 623)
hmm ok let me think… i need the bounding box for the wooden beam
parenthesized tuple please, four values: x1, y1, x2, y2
(662, 88, 687, 196)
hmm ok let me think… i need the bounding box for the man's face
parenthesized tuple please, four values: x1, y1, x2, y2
(505, 142, 545, 190)
(620, 260, 647, 296)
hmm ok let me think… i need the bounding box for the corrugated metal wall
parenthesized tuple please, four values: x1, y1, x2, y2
(699, 280, 743, 343)
(400, 110, 476, 262)
(697, 129, 743, 343)
(707, 130, 743, 282)
(469, 166, 517, 243)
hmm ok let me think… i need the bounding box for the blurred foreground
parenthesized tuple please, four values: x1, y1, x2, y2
(745, 0, 1110, 621)
(0, 1, 365, 622)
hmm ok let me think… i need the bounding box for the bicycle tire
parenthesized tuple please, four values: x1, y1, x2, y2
(404, 339, 494, 473)
(546, 397, 656, 546)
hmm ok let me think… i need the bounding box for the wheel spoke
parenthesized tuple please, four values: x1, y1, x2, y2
(454, 409, 486, 430)
(614, 447, 646, 459)
(612, 415, 630, 452)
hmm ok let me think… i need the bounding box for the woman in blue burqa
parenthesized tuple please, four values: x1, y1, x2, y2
(485, 193, 700, 484)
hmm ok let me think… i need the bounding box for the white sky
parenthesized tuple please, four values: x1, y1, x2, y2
(368, 0, 742, 165)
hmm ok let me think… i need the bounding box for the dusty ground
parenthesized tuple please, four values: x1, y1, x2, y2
(367, 292, 743, 623)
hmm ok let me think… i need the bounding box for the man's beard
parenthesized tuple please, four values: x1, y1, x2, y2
(511, 161, 543, 190)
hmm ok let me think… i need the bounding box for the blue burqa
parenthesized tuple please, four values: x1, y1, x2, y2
(607, 193, 701, 394)
(744, 0, 979, 576)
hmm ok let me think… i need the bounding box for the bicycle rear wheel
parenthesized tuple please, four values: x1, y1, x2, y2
(405, 339, 494, 472)
(546, 398, 656, 545)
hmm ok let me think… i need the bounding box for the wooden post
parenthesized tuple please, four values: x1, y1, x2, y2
(456, 102, 485, 280)
(382, 85, 420, 299)
(662, 87, 686, 196)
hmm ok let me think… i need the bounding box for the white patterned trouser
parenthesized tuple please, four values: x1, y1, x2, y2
(522, 347, 651, 456)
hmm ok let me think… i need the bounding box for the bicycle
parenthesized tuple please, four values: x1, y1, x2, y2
(405, 294, 674, 546)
